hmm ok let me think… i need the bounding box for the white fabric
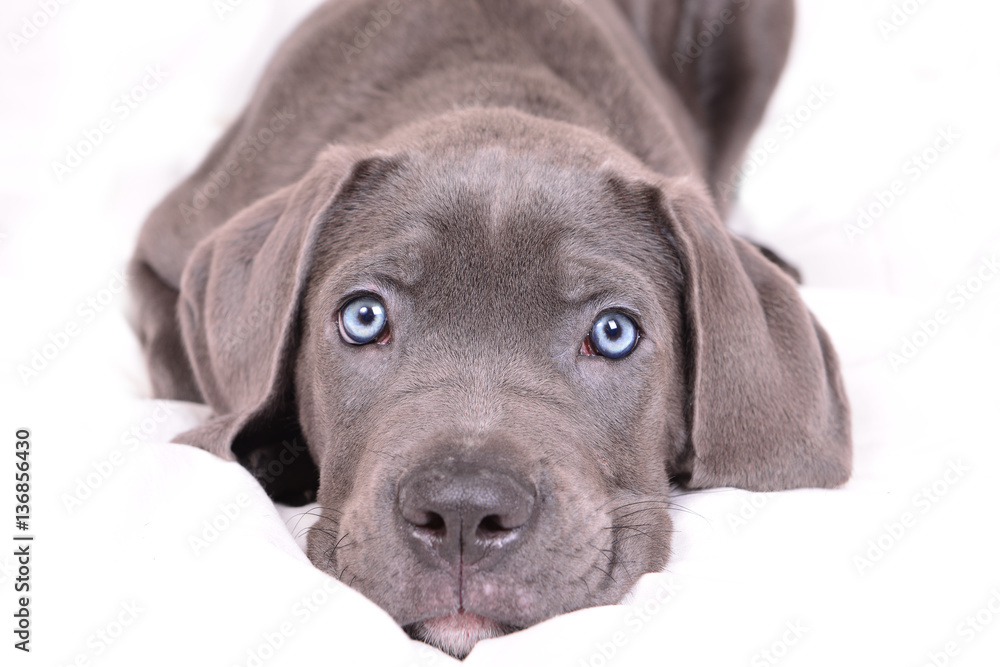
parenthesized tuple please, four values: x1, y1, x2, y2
(2, 0, 998, 665)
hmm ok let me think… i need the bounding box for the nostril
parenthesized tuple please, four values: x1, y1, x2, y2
(476, 515, 509, 541)
(398, 461, 536, 565)
(476, 509, 533, 551)
(411, 511, 447, 540)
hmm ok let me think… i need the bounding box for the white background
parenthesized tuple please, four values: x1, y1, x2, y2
(1, 0, 999, 665)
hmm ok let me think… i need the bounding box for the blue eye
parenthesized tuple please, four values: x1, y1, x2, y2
(588, 312, 639, 359)
(339, 296, 388, 345)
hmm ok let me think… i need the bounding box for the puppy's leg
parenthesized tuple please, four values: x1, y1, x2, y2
(127, 257, 204, 402)
(615, 0, 795, 210)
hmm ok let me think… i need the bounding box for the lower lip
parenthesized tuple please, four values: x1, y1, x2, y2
(422, 609, 503, 636)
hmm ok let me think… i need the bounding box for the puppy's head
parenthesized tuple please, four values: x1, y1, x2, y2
(176, 111, 850, 658)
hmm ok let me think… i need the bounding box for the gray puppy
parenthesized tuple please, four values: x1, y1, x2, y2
(130, 0, 850, 658)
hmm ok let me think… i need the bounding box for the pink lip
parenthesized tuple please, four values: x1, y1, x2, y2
(409, 608, 518, 657)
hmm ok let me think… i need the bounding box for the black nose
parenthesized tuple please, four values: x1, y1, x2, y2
(398, 461, 536, 567)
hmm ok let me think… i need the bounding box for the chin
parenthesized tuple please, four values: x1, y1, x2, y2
(405, 611, 521, 660)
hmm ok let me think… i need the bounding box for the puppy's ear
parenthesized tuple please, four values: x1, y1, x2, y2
(659, 180, 851, 491)
(172, 146, 395, 503)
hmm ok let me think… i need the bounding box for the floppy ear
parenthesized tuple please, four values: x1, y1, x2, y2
(172, 145, 387, 503)
(659, 180, 851, 491)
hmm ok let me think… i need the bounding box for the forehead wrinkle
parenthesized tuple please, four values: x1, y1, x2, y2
(422, 146, 602, 236)
(558, 253, 659, 313)
(322, 234, 428, 298)
(417, 193, 566, 307)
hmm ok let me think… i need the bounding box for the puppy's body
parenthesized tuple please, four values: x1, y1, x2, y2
(136, 0, 785, 290)
(132, 0, 850, 658)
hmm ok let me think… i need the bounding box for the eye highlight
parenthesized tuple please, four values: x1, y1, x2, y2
(581, 311, 639, 359)
(339, 295, 389, 345)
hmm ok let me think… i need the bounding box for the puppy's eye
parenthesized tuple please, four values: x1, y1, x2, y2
(582, 311, 639, 359)
(339, 296, 389, 345)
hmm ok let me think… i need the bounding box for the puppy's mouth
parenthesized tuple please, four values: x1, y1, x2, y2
(404, 609, 521, 659)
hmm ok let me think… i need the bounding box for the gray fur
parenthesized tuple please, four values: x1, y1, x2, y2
(130, 0, 849, 658)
